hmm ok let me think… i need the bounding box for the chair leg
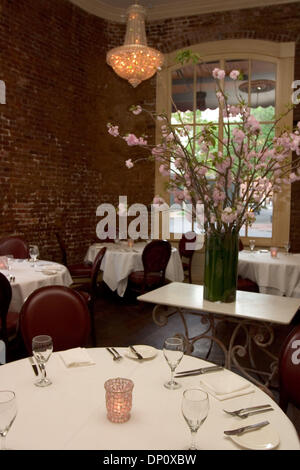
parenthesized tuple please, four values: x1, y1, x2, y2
(88, 301, 97, 347)
(188, 260, 192, 284)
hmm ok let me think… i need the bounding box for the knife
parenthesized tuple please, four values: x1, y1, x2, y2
(28, 357, 39, 376)
(129, 345, 143, 360)
(224, 420, 269, 436)
(175, 365, 223, 378)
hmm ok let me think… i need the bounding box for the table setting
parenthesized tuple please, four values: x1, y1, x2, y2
(84, 240, 184, 296)
(0, 256, 73, 312)
(0, 337, 298, 450)
(238, 249, 300, 297)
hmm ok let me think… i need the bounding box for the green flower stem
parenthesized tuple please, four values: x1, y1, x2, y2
(204, 230, 239, 303)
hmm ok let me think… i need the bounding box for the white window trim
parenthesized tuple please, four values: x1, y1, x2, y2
(155, 39, 295, 247)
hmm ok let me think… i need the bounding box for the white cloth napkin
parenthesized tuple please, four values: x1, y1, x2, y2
(59, 348, 96, 368)
(200, 370, 254, 400)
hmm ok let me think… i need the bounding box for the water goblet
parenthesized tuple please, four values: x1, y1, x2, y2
(32, 335, 53, 387)
(0, 390, 17, 450)
(249, 239, 255, 252)
(29, 245, 39, 267)
(163, 337, 184, 390)
(182, 388, 209, 450)
(6, 255, 14, 271)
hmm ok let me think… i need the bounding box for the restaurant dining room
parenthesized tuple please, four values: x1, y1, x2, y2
(0, 0, 300, 455)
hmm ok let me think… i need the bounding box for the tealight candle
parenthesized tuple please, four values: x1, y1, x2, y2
(270, 247, 278, 258)
(0, 257, 8, 270)
(104, 378, 134, 423)
(128, 239, 134, 249)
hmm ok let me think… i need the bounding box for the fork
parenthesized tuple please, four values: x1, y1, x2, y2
(223, 404, 273, 417)
(111, 347, 122, 360)
(226, 407, 274, 419)
(106, 347, 122, 361)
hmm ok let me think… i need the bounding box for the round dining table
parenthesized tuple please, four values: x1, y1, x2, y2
(84, 241, 184, 297)
(0, 259, 73, 312)
(238, 250, 300, 297)
(1, 347, 299, 450)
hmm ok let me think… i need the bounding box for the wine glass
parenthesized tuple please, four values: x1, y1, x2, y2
(249, 239, 255, 252)
(6, 255, 14, 271)
(163, 337, 184, 390)
(29, 245, 39, 267)
(32, 335, 53, 387)
(0, 390, 17, 450)
(182, 388, 209, 450)
(284, 242, 290, 254)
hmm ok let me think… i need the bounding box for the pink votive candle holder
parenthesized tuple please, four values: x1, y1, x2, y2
(0, 257, 8, 270)
(104, 378, 134, 423)
(270, 247, 278, 258)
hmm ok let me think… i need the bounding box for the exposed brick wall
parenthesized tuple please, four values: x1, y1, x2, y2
(0, 0, 155, 263)
(1, 0, 300, 264)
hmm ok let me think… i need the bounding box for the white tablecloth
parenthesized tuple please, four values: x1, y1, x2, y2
(238, 251, 300, 297)
(84, 242, 184, 296)
(0, 348, 298, 450)
(0, 259, 73, 312)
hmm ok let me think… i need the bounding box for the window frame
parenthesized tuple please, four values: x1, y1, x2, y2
(155, 39, 295, 247)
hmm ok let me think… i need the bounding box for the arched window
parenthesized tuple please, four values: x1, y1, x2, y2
(155, 39, 295, 247)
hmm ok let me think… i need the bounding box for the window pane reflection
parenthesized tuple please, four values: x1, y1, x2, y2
(195, 61, 220, 122)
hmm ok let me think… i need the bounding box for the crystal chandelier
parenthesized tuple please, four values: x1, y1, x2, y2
(106, 3, 164, 88)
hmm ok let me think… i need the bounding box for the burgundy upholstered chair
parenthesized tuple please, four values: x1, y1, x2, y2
(0, 273, 19, 347)
(128, 240, 172, 295)
(20, 286, 91, 354)
(0, 236, 29, 259)
(55, 232, 92, 279)
(278, 325, 300, 412)
(179, 232, 197, 284)
(237, 238, 259, 293)
(75, 247, 106, 346)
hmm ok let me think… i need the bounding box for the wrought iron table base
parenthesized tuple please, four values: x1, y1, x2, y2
(152, 304, 278, 396)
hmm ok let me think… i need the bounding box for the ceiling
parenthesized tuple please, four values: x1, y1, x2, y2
(68, 0, 297, 22)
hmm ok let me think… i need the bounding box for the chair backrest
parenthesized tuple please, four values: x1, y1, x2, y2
(55, 232, 68, 266)
(278, 324, 300, 412)
(90, 247, 106, 300)
(142, 240, 172, 277)
(179, 232, 197, 259)
(20, 286, 91, 353)
(239, 239, 244, 251)
(0, 273, 12, 342)
(0, 236, 29, 259)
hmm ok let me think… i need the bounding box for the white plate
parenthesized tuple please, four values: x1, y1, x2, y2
(230, 422, 280, 450)
(125, 345, 157, 360)
(42, 269, 58, 276)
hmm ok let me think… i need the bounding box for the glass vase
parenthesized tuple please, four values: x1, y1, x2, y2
(203, 230, 239, 303)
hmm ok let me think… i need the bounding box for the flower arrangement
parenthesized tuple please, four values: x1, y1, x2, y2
(107, 65, 300, 236)
(107, 54, 300, 302)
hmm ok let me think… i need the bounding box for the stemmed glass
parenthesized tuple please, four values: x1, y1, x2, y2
(182, 388, 209, 450)
(284, 242, 290, 254)
(249, 239, 255, 252)
(29, 245, 39, 267)
(163, 337, 184, 390)
(0, 391, 17, 450)
(32, 335, 53, 387)
(6, 255, 14, 271)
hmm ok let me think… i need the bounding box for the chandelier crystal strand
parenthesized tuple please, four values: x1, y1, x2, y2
(106, 3, 164, 88)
